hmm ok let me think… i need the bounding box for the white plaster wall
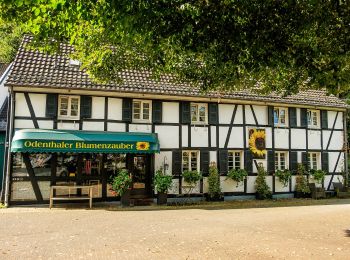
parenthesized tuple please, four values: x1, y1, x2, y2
(82, 121, 104, 131)
(14, 119, 34, 129)
(308, 130, 321, 150)
(29, 93, 46, 117)
(162, 102, 179, 123)
(191, 126, 208, 147)
(219, 126, 229, 148)
(155, 125, 179, 149)
(291, 176, 296, 192)
(252, 159, 267, 173)
(322, 130, 331, 150)
(246, 176, 257, 193)
(326, 175, 343, 190)
(57, 122, 79, 130)
(244, 105, 256, 125)
(274, 128, 289, 149)
(227, 127, 244, 148)
(38, 120, 53, 129)
(265, 127, 272, 149)
(275, 178, 290, 192)
(182, 179, 200, 193)
(181, 125, 188, 147)
(291, 129, 306, 149)
(220, 177, 244, 192)
(210, 126, 217, 147)
(155, 152, 173, 175)
(235, 105, 243, 124)
(129, 124, 152, 133)
(327, 131, 344, 150)
(203, 177, 209, 193)
(108, 98, 122, 120)
(329, 152, 345, 172)
(168, 179, 179, 194)
(296, 108, 301, 127)
(218, 104, 234, 124)
(328, 111, 343, 129)
(15, 93, 30, 117)
(91, 97, 105, 119)
(252, 105, 268, 125)
(210, 151, 217, 165)
(107, 122, 126, 132)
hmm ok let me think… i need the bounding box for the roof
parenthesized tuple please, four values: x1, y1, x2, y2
(5, 35, 348, 109)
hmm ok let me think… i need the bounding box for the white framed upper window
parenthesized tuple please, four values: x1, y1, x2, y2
(182, 150, 200, 172)
(228, 151, 243, 170)
(274, 107, 288, 126)
(191, 103, 207, 124)
(307, 109, 320, 128)
(133, 100, 152, 122)
(58, 95, 80, 120)
(275, 151, 288, 171)
(308, 152, 320, 170)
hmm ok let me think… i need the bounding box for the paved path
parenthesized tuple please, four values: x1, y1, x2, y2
(1, 204, 350, 259)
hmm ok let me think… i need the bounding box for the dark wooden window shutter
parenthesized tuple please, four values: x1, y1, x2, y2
(267, 150, 275, 173)
(321, 110, 328, 129)
(289, 107, 297, 127)
(122, 98, 132, 122)
(219, 150, 228, 175)
(289, 151, 298, 173)
(200, 151, 210, 177)
(244, 150, 253, 174)
(172, 150, 182, 176)
(45, 94, 58, 118)
(301, 152, 308, 170)
(268, 106, 274, 126)
(321, 152, 329, 173)
(80, 96, 92, 119)
(180, 101, 191, 124)
(208, 103, 218, 125)
(300, 108, 308, 128)
(152, 100, 162, 123)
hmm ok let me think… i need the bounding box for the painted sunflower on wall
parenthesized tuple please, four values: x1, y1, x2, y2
(136, 141, 150, 151)
(249, 129, 266, 159)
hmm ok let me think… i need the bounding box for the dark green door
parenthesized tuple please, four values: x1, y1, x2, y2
(0, 132, 5, 188)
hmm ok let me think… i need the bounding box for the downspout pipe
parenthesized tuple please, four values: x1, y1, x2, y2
(3, 86, 14, 206)
(344, 107, 349, 187)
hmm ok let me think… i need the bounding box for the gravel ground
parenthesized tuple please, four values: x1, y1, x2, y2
(0, 203, 350, 259)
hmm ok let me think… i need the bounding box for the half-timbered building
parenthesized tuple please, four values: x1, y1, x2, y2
(1, 36, 348, 204)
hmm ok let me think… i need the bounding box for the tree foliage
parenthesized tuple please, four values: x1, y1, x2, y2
(1, 0, 350, 95)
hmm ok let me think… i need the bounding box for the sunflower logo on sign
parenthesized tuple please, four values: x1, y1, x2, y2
(136, 142, 150, 151)
(249, 129, 266, 159)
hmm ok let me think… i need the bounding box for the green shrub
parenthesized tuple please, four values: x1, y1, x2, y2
(207, 165, 221, 199)
(254, 166, 272, 199)
(295, 164, 310, 194)
(310, 169, 326, 184)
(110, 169, 132, 196)
(183, 170, 202, 186)
(275, 169, 292, 187)
(226, 169, 248, 187)
(153, 169, 173, 193)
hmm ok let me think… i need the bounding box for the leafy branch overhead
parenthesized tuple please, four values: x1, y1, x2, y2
(1, 0, 350, 95)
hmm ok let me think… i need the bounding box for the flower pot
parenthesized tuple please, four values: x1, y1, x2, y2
(255, 192, 271, 200)
(294, 191, 310, 198)
(120, 189, 131, 207)
(157, 192, 168, 205)
(205, 193, 224, 202)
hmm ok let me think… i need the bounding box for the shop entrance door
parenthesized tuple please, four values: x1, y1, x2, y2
(129, 154, 151, 198)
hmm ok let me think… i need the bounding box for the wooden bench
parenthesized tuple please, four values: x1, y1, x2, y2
(332, 182, 350, 198)
(50, 185, 93, 209)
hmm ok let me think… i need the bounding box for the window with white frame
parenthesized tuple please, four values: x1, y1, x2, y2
(308, 152, 320, 170)
(191, 103, 207, 124)
(133, 100, 152, 122)
(307, 109, 319, 128)
(182, 151, 200, 172)
(58, 95, 80, 119)
(228, 151, 243, 170)
(275, 152, 288, 170)
(274, 107, 288, 126)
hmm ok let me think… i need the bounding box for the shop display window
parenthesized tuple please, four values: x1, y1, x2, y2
(12, 153, 27, 177)
(82, 154, 102, 176)
(56, 153, 78, 177)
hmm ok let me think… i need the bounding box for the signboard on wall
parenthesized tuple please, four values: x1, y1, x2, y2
(248, 129, 266, 159)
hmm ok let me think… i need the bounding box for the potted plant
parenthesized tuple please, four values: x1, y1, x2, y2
(206, 163, 223, 201)
(254, 166, 272, 200)
(110, 169, 132, 207)
(294, 164, 311, 198)
(309, 169, 326, 184)
(226, 168, 248, 187)
(153, 169, 173, 205)
(275, 169, 292, 187)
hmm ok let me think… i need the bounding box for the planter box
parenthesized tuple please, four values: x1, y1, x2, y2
(294, 191, 311, 198)
(205, 194, 224, 202)
(157, 192, 168, 205)
(120, 189, 131, 207)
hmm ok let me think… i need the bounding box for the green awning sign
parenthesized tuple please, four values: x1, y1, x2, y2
(11, 129, 159, 154)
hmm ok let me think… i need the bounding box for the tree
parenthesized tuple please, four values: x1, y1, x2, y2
(1, 0, 350, 95)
